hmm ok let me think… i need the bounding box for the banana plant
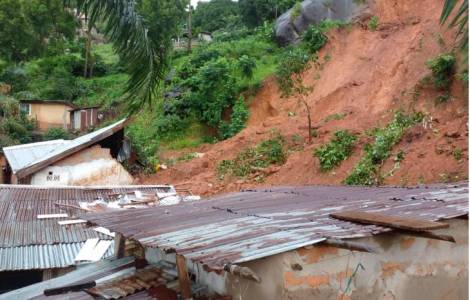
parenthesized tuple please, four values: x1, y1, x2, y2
(441, 0, 468, 53)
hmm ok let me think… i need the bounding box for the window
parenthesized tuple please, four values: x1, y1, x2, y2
(19, 103, 31, 115)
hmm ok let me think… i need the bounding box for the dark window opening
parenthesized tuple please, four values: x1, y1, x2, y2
(0, 270, 43, 294)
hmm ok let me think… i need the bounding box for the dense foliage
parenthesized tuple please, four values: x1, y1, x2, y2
(0, 0, 76, 62)
(239, 0, 297, 27)
(0, 97, 36, 149)
(192, 0, 240, 32)
(314, 130, 357, 172)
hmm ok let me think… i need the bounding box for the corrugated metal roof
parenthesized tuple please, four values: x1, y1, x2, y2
(83, 182, 469, 271)
(3, 119, 126, 179)
(3, 140, 69, 174)
(0, 242, 114, 271)
(0, 185, 173, 271)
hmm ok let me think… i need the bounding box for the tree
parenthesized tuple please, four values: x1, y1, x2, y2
(239, 0, 296, 27)
(0, 0, 76, 61)
(71, 0, 187, 112)
(192, 0, 240, 32)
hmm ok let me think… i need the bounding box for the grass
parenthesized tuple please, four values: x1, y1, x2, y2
(324, 112, 346, 122)
(314, 130, 357, 171)
(368, 16, 379, 31)
(217, 133, 287, 179)
(345, 112, 423, 185)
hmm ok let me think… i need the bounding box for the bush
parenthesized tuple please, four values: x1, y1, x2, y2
(155, 114, 189, 137)
(217, 133, 286, 178)
(43, 127, 70, 140)
(276, 47, 311, 96)
(368, 16, 379, 31)
(314, 130, 357, 171)
(187, 57, 237, 129)
(302, 26, 328, 54)
(345, 112, 422, 185)
(219, 96, 250, 139)
(0, 65, 29, 93)
(238, 55, 256, 79)
(426, 53, 456, 90)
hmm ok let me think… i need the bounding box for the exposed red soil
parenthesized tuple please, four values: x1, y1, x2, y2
(138, 0, 468, 196)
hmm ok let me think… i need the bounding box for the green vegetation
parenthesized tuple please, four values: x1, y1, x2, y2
(290, 1, 302, 21)
(43, 127, 70, 140)
(324, 112, 346, 122)
(368, 16, 379, 31)
(0, 96, 36, 149)
(276, 47, 311, 96)
(426, 53, 456, 90)
(453, 148, 463, 161)
(314, 130, 357, 172)
(302, 26, 328, 54)
(192, 0, 241, 33)
(217, 133, 286, 178)
(239, 0, 296, 27)
(345, 112, 423, 185)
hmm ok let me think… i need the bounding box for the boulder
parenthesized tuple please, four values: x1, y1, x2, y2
(275, 0, 369, 46)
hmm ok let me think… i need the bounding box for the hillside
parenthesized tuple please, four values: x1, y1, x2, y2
(140, 0, 468, 195)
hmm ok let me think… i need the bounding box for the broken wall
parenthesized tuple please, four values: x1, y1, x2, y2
(30, 145, 134, 186)
(195, 219, 467, 300)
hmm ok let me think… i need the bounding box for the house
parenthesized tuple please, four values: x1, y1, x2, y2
(4, 182, 467, 299)
(20, 100, 76, 130)
(69, 105, 101, 131)
(19, 100, 101, 131)
(0, 184, 176, 294)
(2, 119, 133, 185)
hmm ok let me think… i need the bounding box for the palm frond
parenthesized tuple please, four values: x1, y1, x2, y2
(440, 0, 468, 52)
(67, 0, 169, 113)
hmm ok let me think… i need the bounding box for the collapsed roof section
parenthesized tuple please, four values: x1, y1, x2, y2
(83, 182, 468, 271)
(3, 119, 127, 179)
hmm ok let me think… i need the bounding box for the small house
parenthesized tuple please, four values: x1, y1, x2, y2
(69, 106, 101, 131)
(20, 100, 76, 130)
(2, 119, 133, 185)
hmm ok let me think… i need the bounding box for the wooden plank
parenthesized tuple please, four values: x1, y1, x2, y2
(176, 254, 192, 300)
(58, 219, 87, 225)
(94, 226, 115, 237)
(75, 238, 99, 261)
(37, 213, 68, 219)
(330, 210, 449, 232)
(43, 281, 95, 296)
(114, 233, 126, 258)
(323, 238, 379, 253)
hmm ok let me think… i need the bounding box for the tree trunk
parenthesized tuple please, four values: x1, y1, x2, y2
(302, 100, 313, 143)
(187, 5, 192, 53)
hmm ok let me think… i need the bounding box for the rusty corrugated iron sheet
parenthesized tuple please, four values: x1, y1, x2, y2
(0, 185, 173, 271)
(83, 182, 468, 270)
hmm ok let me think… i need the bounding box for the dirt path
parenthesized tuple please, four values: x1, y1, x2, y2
(139, 0, 468, 196)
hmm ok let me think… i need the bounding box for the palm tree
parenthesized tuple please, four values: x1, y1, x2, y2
(441, 0, 468, 53)
(69, 0, 175, 113)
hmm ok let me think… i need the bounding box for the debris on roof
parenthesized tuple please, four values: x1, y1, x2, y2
(83, 182, 468, 271)
(0, 184, 180, 271)
(0, 257, 218, 300)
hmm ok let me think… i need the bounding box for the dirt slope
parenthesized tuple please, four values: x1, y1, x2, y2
(139, 0, 468, 195)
